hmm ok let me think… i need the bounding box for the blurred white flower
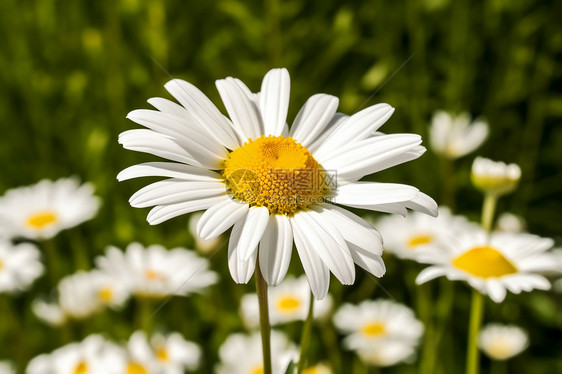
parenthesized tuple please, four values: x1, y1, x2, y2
(95, 242, 218, 299)
(26, 334, 126, 374)
(32, 270, 129, 325)
(216, 330, 297, 374)
(429, 111, 488, 159)
(188, 212, 221, 254)
(356, 340, 417, 367)
(0, 361, 15, 374)
(416, 230, 555, 302)
(333, 299, 423, 352)
(479, 323, 528, 360)
(0, 240, 44, 293)
(0, 178, 100, 240)
(471, 157, 521, 196)
(240, 275, 333, 329)
(302, 363, 332, 374)
(376, 206, 477, 261)
(127, 331, 201, 374)
(495, 212, 526, 233)
(118, 68, 438, 300)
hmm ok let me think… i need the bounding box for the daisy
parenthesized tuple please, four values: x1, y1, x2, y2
(0, 361, 15, 374)
(429, 110, 488, 159)
(0, 240, 44, 293)
(95, 242, 217, 299)
(118, 68, 437, 299)
(375, 206, 477, 261)
(26, 334, 127, 374)
(416, 230, 555, 302)
(127, 331, 201, 374)
(356, 340, 418, 367)
(240, 275, 333, 328)
(333, 299, 423, 351)
(0, 178, 100, 240)
(32, 270, 129, 325)
(471, 157, 521, 197)
(188, 212, 221, 254)
(478, 324, 528, 360)
(216, 330, 297, 374)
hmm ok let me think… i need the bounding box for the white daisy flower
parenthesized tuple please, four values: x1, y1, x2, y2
(26, 334, 127, 374)
(375, 206, 477, 261)
(95, 242, 217, 299)
(356, 340, 417, 367)
(471, 157, 521, 196)
(333, 299, 423, 351)
(0, 240, 44, 293)
(127, 331, 201, 374)
(118, 68, 437, 299)
(495, 212, 526, 233)
(429, 111, 488, 159)
(0, 361, 15, 374)
(478, 323, 528, 360)
(188, 212, 221, 254)
(216, 330, 297, 374)
(32, 270, 129, 325)
(416, 230, 555, 302)
(0, 178, 100, 240)
(240, 275, 333, 328)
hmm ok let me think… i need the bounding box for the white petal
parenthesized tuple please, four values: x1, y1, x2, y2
(415, 266, 447, 284)
(147, 97, 189, 118)
(146, 196, 226, 225)
(307, 113, 349, 154)
(259, 68, 290, 136)
(236, 207, 270, 261)
(403, 192, 439, 217)
(486, 279, 506, 303)
(164, 79, 240, 149)
(289, 94, 339, 147)
(129, 180, 226, 208)
(333, 182, 419, 207)
(118, 129, 198, 165)
(317, 134, 422, 182)
(293, 210, 355, 285)
(315, 104, 394, 153)
(216, 77, 262, 141)
(197, 198, 249, 239)
(228, 220, 257, 284)
(291, 217, 330, 300)
(259, 214, 293, 286)
(348, 243, 386, 277)
(117, 162, 222, 182)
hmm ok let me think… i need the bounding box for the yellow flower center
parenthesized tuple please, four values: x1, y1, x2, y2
(361, 322, 386, 337)
(452, 245, 517, 278)
(97, 287, 114, 303)
(223, 135, 332, 215)
(277, 295, 301, 312)
(26, 211, 58, 228)
(127, 362, 148, 374)
(73, 362, 88, 374)
(145, 270, 161, 279)
(486, 339, 514, 360)
(407, 234, 433, 249)
(155, 346, 169, 362)
(303, 367, 321, 374)
(249, 366, 264, 374)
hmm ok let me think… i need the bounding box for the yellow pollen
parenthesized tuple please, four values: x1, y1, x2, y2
(407, 234, 433, 249)
(26, 211, 57, 228)
(73, 362, 89, 374)
(145, 270, 160, 279)
(223, 135, 332, 215)
(97, 287, 114, 303)
(249, 367, 264, 374)
(362, 322, 386, 337)
(155, 346, 169, 362)
(486, 340, 514, 359)
(277, 296, 301, 312)
(452, 245, 517, 278)
(127, 362, 148, 374)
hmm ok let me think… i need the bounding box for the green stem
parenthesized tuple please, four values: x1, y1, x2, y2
(466, 290, 484, 374)
(136, 298, 154, 334)
(256, 263, 272, 374)
(481, 194, 498, 233)
(296, 291, 314, 374)
(42, 239, 62, 286)
(418, 282, 435, 374)
(491, 359, 507, 374)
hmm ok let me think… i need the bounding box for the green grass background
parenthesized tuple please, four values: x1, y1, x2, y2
(0, 0, 561, 373)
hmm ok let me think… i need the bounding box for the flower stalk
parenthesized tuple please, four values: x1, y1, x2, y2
(466, 289, 484, 374)
(256, 262, 272, 374)
(296, 291, 314, 374)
